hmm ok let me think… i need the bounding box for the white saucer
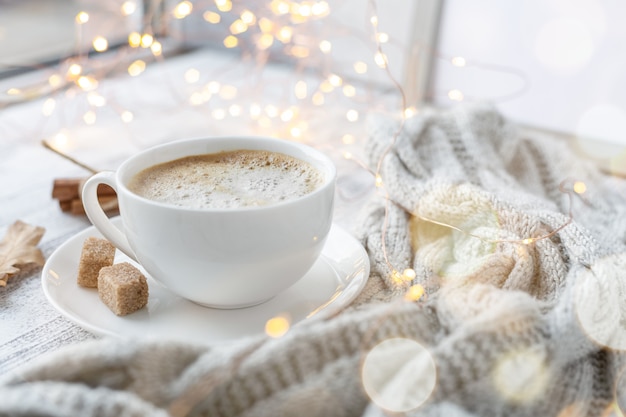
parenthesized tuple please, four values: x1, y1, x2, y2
(42, 217, 369, 344)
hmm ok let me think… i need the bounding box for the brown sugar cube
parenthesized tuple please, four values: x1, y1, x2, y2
(77, 237, 116, 288)
(98, 262, 149, 316)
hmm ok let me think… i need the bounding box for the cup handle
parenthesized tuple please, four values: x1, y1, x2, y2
(82, 171, 138, 262)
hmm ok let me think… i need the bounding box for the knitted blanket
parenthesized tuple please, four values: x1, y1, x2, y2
(2, 105, 626, 417)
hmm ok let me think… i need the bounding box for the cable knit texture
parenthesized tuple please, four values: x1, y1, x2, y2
(2, 105, 626, 417)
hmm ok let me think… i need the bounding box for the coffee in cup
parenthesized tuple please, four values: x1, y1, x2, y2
(82, 136, 336, 309)
(127, 150, 325, 209)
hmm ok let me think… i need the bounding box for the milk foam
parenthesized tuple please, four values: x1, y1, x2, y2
(127, 150, 325, 209)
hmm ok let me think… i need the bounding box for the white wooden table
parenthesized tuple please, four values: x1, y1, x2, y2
(0, 48, 375, 373)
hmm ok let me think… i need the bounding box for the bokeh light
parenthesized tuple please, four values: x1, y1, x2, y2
(184, 68, 200, 84)
(265, 315, 291, 338)
(76, 76, 98, 91)
(83, 110, 97, 124)
(75, 11, 89, 24)
(173, 1, 193, 19)
(128, 60, 146, 76)
(409, 184, 501, 283)
(140, 34, 154, 48)
(49, 130, 72, 153)
(41, 98, 56, 116)
(573, 254, 626, 350)
(448, 89, 464, 101)
(361, 337, 437, 413)
(121, 111, 134, 123)
(492, 347, 550, 404)
(203, 11, 221, 24)
(128, 32, 141, 47)
(353, 61, 368, 74)
(92, 36, 109, 52)
(121, 1, 137, 16)
(404, 284, 425, 301)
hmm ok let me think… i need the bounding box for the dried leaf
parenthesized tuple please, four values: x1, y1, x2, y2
(0, 220, 46, 286)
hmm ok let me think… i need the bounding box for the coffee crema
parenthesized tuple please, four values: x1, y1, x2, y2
(127, 150, 325, 209)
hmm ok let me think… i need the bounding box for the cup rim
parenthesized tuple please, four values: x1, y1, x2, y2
(115, 135, 336, 213)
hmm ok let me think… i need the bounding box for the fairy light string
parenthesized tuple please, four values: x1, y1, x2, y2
(361, 0, 581, 293)
(435, 52, 531, 104)
(0, 5, 616, 417)
(3, 0, 576, 300)
(392, 179, 578, 244)
(361, 112, 582, 292)
(31, 4, 622, 411)
(366, 0, 410, 281)
(2, 0, 541, 184)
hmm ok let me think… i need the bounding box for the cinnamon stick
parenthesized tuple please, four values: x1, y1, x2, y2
(70, 195, 118, 215)
(52, 177, 118, 214)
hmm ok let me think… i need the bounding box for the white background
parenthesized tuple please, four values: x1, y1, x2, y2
(431, 0, 626, 152)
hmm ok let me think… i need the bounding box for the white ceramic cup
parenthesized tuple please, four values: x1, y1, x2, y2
(82, 136, 336, 308)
